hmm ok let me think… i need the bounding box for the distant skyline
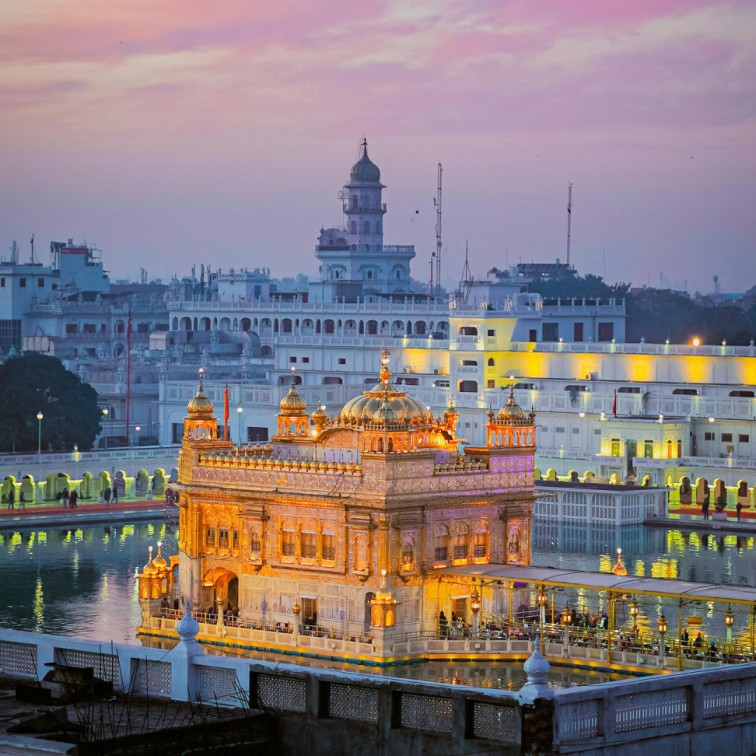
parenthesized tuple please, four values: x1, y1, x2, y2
(1, 1, 755, 294)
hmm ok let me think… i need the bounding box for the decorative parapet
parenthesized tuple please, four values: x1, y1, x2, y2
(190, 450, 533, 497)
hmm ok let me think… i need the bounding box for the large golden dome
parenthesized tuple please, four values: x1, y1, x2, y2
(187, 372, 214, 418)
(339, 351, 432, 425)
(280, 372, 307, 416)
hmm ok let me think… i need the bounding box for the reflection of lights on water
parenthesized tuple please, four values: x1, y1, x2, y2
(27, 532, 35, 551)
(37, 531, 46, 544)
(689, 532, 701, 552)
(74, 529, 84, 542)
(102, 531, 110, 544)
(147, 524, 155, 536)
(667, 530, 685, 553)
(598, 554, 612, 573)
(132, 569, 140, 600)
(64, 531, 72, 544)
(9, 532, 22, 553)
(99, 573, 109, 601)
(33, 576, 44, 631)
(120, 525, 135, 543)
(633, 559, 645, 577)
(72, 550, 79, 577)
(651, 559, 678, 579)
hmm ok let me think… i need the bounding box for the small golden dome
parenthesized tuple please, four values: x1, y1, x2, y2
(153, 542, 168, 571)
(498, 385, 527, 424)
(187, 371, 214, 418)
(280, 373, 307, 416)
(143, 546, 158, 576)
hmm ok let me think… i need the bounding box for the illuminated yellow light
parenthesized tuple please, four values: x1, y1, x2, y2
(691, 337, 701, 347)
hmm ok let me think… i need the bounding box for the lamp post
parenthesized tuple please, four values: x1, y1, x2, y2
(725, 605, 734, 645)
(102, 408, 109, 449)
(236, 406, 243, 444)
(658, 612, 668, 667)
(537, 587, 548, 644)
(134, 425, 141, 449)
(470, 587, 480, 638)
(36, 411, 43, 461)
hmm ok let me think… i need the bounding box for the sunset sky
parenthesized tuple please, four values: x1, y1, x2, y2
(1, 1, 754, 293)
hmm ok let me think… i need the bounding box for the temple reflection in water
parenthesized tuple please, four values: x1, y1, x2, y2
(1, 518, 754, 653)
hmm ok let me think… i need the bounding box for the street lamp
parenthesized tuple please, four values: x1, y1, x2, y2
(102, 408, 109, 449)
(36, 411, 43, 460)
(561, 604, 572, 626)
(134, 425, 141, 449)
(658, 612, 668, 667)
(725, 605, 734, 644)
(470, 587, 481, 638)
(236, 406, 243, 444)
(537, 587, 548, 642)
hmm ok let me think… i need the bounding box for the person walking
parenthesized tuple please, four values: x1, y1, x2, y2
(61, 488, 69, 509)
(19, 491, 25, 509)
(7, 488, 14, 510)
(103, 486, 111, 505)
(69, 489, 78, 509)
(702, 498, 709, 521)
(736, 501, 743, 521)
(111, 484, 118, 504)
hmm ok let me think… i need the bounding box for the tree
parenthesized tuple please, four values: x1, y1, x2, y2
(528, 273, 630, 301)
(0, 354, 102, 452)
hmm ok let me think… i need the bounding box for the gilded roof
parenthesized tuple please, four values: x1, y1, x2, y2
(280, 372, 307, 415)
(187, 372, 214, 418)
(339, 350, 432, 426)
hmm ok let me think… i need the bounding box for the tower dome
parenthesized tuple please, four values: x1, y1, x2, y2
(499, 385, 527, 424)
(350, 139, 381, 183)
(187, 371, 214, 418)
(279, 371, 307, 416)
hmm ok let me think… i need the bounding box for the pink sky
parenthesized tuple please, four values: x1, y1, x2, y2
(1, 0, 754, 293)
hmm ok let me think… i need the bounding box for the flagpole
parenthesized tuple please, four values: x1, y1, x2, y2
(224, 384, 230, 441)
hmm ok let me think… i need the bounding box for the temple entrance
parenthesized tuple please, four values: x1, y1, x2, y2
(201, 568, 238, 613)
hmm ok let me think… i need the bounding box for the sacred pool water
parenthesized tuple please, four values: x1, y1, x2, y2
(1, 517, 752, 688)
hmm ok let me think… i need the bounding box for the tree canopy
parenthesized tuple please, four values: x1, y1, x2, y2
(626, 289, 756, 345)
(0, 353, 102, 452)
(528, 273, 630, 301)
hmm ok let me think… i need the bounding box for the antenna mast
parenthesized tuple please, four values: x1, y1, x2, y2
(459, 242, 473, 305)
(435, 163, 442, 297)
(566, 182, 572, 268)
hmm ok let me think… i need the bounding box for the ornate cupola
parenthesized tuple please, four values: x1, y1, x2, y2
(183, 369, 219, 441)
(443, 399, 459, 435)
(276, 369, 310, 440)
(487, 385, 536, 448)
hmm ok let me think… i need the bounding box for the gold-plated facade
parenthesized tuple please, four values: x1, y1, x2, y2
(163, 353, 537, 656)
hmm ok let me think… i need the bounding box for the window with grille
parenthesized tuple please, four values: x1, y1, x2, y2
(453, 534, 468, 559)
(435, 534, 448, 562)
(301, 532, 317, 559)
(250, 534, 261, 555)
(282, 530, 295, 556)
(232, 530, 239, 549)
(206, 528, 215, 547)
(218, 529, 229, 548)
(322, 533, 335, 561)
(473, 531, 488, 558)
